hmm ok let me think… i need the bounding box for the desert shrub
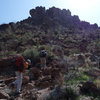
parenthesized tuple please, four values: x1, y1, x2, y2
(94, 79, 100, 88)
(22, 48, 39, 65)
(46, 86, 79, 100)
(65, 87, 79, 100)
(67, 72, 90, 85)
(22, 48, 38, 58)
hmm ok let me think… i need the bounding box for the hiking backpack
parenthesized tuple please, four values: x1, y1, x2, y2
(15, 56, 25, 72)
(39, 50, 47, 57)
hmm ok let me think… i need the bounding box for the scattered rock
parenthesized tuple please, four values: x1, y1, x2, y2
(45, 86, 67, 100)
(0, 83, 5, 87)
(25, 83, 35, 90)
(23, 76, 30, 85)
(37, 88, 50, 100)
(35, 80, 52, 89)
(0, 90, 10, 99)
(29, 67, 42, 80)
(4, 77, 15, 85)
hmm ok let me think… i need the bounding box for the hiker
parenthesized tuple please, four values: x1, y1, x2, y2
(39, 47, 47, 68)
(10, 54, 29, 94)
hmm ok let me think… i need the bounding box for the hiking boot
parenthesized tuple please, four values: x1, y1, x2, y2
(13, 91, 21, 96)
(9, 83, 15, 89)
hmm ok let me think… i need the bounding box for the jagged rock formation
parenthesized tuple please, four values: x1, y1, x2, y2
(0, 6, 99, 33)
(27, 6, 98, 30)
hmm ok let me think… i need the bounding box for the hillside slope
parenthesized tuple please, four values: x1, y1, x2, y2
(0, 6, 99, 58)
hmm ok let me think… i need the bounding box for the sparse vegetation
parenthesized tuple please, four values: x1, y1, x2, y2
(67, 72, 90, 85)
(0, 6, 100, 100)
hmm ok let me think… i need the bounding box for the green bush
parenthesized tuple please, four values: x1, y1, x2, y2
(67, 73, 90, 85)
(94, 79, 100, 88)
(22, 48, 39, 61)
(66, 87, 79, 100)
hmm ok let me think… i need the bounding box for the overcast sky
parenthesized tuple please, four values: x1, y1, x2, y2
(0, 0, 100, 26)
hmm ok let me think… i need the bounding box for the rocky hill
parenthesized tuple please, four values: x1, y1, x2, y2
(0, 6, 100, 100)
(0, 6, 100, 57)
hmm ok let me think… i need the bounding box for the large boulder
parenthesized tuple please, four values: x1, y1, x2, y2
(80, 81, 100, 97)
(35, 76, 52, 89)
(29, 67, 42, 80)
(0, 55, 16, 74)
(25, 82, 35, 90)
(35, 80, 52, 89)
(23, 76, 30, 85)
